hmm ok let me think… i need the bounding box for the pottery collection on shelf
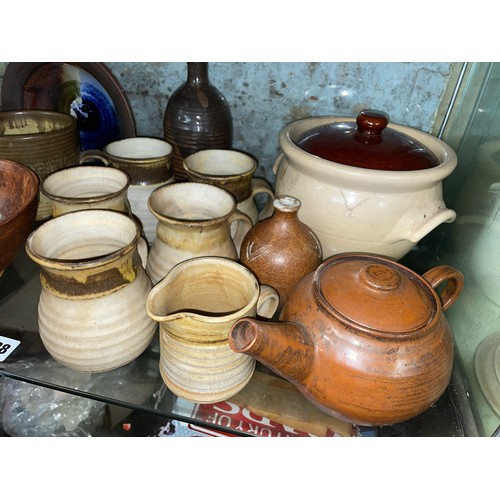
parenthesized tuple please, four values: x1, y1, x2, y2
(0, 63, 468, 428)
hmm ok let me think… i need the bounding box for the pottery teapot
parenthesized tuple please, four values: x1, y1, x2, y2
(273, 109, 458, 260)
(228, 253, 464, 426)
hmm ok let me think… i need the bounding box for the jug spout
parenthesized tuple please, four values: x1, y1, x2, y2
(228, 318, 314, 382)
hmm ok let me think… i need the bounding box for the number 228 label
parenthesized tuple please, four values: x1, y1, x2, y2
(0, 335, 21, 362)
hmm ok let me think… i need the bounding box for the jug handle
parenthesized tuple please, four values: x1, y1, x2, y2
(78, 149, 110, 166)
(272, 153, 284, 175)
(256, 284, 280, 319)
(250, 177, 275, 221)
(422, 265, 464, 311)
(228, 209, 253, 256)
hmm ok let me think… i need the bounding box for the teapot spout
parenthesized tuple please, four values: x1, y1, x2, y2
(228, 318, 314, 382)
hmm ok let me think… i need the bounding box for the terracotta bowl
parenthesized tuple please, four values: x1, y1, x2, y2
(0, 159, 39, 276)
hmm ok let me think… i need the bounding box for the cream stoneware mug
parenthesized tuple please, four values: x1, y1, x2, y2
(146, 256, 279, 403)
(80, 136, 174, 245)
(145, 182, 252, 284)
(183, 149, 275, 223)
(41, 164, 131, 217)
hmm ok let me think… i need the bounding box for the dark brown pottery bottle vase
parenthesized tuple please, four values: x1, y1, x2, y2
(163, 62, 233, 181)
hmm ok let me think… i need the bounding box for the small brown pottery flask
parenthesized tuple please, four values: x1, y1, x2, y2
(239, 195, 323, 312)
(163, 62, 233, 181)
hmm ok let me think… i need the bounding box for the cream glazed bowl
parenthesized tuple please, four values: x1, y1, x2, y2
(273, 112, 458, 260)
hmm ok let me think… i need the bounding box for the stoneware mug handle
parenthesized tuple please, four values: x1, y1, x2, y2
(250, 177, 275, 221)
(78, 149, 110, 166)
(422, 265, 464, 311)
(228, 209, 253, 255)
(256, 284, 280, 319)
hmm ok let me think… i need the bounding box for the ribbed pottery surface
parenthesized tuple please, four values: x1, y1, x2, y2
(146, 223, 239, 285)
(164, 110, 232, 182)
(38, 270, 156, 372)
(159, 330, 255, 403)
(0, 112, 80, 220)
(162, 63, 232, 181)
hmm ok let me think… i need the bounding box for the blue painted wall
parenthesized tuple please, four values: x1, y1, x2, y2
(0, 62, 455, 182)
(105, 62, 454, 181)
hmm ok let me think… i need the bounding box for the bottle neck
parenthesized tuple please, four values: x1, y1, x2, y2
(273, 196, 301, 216)
(186, 62, 209, 85)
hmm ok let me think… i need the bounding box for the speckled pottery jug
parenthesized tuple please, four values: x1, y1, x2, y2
(146, 256, 279, 403)
(0, 110, 81, 221)
(25, 209, 156, 373)
(183, 149, 275, 223)
(146, 182, 252, 284)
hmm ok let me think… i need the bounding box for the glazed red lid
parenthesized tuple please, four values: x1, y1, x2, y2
(296, 109, 439, 171)
(315, 254, 437, 334)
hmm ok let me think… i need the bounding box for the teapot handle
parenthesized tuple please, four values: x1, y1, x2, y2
(228, 209, 253, 256)
(256, 284, 280, 319)
(78, 149, 110, 166)
(422, 265, 464, 311)
(250, 177, 275, 221)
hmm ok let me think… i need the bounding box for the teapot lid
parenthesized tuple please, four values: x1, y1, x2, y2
(315, 254, 437, 335)
(296, 109, 439, 171)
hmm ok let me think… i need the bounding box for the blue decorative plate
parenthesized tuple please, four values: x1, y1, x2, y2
(1, 62, 136, 151)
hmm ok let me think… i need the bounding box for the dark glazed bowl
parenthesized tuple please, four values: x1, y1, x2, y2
(0, 159, 39, 276)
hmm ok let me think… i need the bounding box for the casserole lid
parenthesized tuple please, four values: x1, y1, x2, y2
(296, 109, 439, 171)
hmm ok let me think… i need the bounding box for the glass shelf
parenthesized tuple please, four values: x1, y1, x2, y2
(0, 245, 480, 437)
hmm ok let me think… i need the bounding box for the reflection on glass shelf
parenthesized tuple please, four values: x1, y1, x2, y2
(1, 344, 163, 409)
